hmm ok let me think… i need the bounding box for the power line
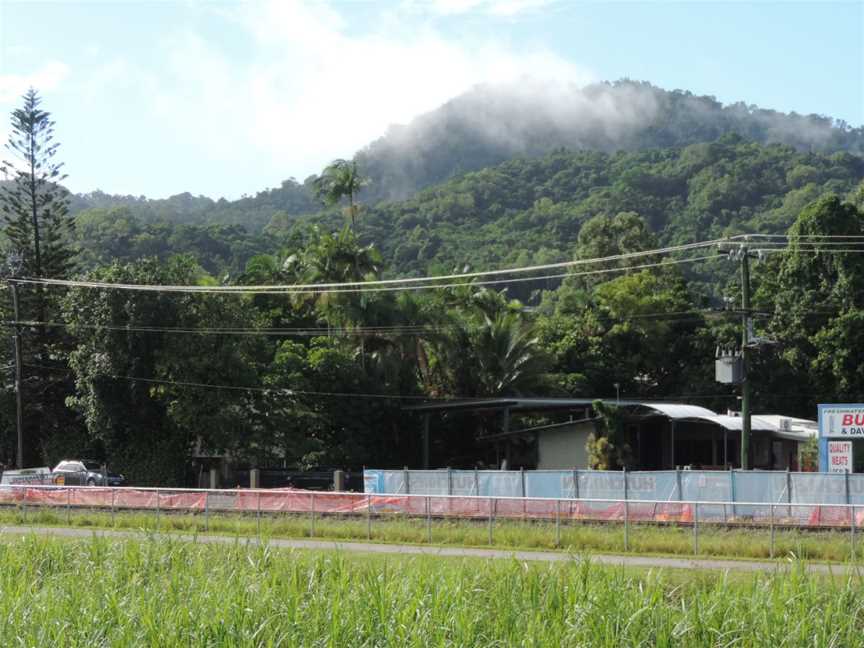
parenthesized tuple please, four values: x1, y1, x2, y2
(9, 238, 864, 297)
(9, 252, 723, 295)
(7, 321, 448, 336)
(18, 365, 830, 405)
(21, 366, 442, 401)
(744, 234, 864, 239)
(8, 239, 729, 294)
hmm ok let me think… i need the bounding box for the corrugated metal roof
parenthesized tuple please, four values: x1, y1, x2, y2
(637, 403, 718, 419)
(402, 399, 816, 441)
(697, 414, 775, 432)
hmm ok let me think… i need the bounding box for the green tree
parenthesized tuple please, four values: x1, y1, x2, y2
(1, 88, 74, 282)
(755, 195, 864, 414)
(0, 88, 77, 466)
(312, 159, 369, 230)
(62, 256, 260, 484)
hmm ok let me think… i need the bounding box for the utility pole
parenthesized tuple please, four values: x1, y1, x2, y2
(9, 280, 24, 469)
(740, 246, 751, 471)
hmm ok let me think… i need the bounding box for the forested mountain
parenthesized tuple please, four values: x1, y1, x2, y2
(61, 136, 864, 285)
(63, 80, 864, 236)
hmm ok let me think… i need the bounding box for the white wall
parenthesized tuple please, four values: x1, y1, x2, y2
(536, 421, 594, 469)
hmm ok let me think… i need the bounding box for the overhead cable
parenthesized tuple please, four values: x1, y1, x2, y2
(9, 252, 722, 295)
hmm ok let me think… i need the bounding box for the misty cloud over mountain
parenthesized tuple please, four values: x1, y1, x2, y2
(357, 79, 863, 202)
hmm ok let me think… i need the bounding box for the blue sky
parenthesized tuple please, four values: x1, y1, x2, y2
(0, 0, 861, 199)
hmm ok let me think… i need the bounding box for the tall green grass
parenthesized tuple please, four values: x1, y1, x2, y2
(0, 535, 863, 646)
(1, 505, 860, 563)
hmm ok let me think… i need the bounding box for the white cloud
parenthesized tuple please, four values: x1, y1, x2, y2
(142, 0, 591, 188)
(0, 61, 69, 104)
(407, 0, 554, 17)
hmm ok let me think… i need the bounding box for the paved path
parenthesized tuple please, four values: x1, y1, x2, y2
(0, 524, 857, 575)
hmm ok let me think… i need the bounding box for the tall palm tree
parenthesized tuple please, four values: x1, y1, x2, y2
(312, 159, 369, 230)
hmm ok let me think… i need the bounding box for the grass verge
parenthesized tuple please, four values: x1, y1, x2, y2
(1, 504, 861, 563)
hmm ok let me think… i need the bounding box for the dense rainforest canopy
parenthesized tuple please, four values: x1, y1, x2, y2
(1, 84, 862, 484)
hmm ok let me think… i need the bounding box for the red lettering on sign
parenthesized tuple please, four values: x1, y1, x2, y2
(844, 415, 854, 425)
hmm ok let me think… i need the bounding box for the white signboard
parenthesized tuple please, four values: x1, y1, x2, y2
(828, 441, 853, 473)
(819, 405, 864, 437)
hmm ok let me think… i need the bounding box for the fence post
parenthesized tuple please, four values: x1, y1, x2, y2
(676, 467, 682, 501)
(111, 488, 116, 526)
(623, 467, 629, 552)
(624, 499, 629, 552)
(404, 468, 410, 495)
(730, 470, 737, 520)
(786, 467, 792, 518)
(846, 470, 851, 506)
(573, 469, 579, 500)
(66, 487, 71, 525)
(366, 494, 372, 540)
(426, 496, 432, 544)
(256, 490, 261, 536)
(310, 493, 316, 537)
(156, 489, 160, 529)
(488, 497, 494, 545)
(447, 468, 453, 496)
(204, 491, 209, 532)
(474, 468, 479, 496)
(555, 499, 561, 548)
(693, 500, 699, 555)
(847, 470, 854, 559)
(521, 468, 527, 521)
(769, 503, 775, 559)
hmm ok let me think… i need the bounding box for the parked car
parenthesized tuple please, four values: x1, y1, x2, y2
(52, 460, 125, 486)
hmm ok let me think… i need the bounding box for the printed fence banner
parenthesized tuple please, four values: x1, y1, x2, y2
(2, 482, 864, 530)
